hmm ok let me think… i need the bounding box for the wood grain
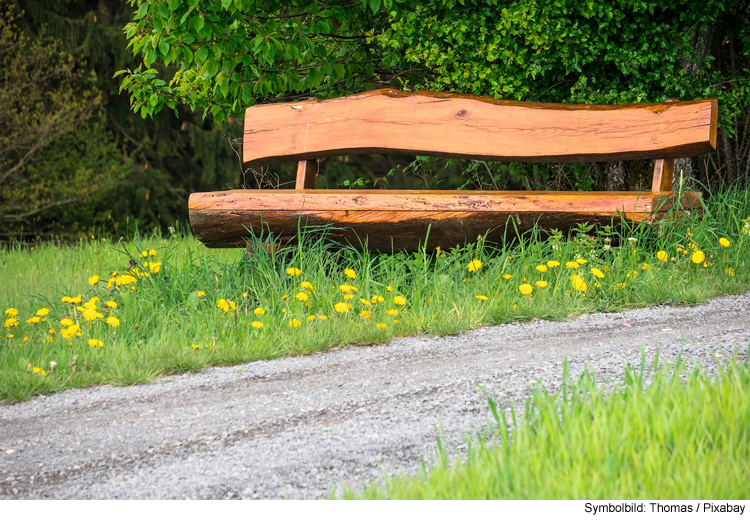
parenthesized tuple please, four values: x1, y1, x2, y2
(295, 159, 318, 190)
(189, 190, 702, 251)
(243, 89, 717, 166)
(652, 159, 675, 192)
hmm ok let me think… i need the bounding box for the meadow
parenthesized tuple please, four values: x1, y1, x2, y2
(2, 188, 750, 402)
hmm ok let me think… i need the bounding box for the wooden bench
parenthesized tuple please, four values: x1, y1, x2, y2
(188, 89, 717, 252)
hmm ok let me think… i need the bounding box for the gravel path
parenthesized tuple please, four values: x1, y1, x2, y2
(2, 294, 749, 499)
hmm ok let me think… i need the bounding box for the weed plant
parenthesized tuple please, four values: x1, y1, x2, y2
(1, 188, 750, 402)
(347, 355, 750, 499)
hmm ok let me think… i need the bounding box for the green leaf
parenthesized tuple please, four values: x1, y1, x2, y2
(221, 0, 232, 9)
(193, 15, 204, 32)
(370, 0, 382, 14)
(196, 47, 209, 63)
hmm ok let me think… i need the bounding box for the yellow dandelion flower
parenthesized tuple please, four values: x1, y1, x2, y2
(467, 259, 483, 272)
(614, 282, 627, 290)
(725, 267, 735, 276)
(4, 318, 19, 328)
(371, 295, 384, 304)
(547, 260, 560, 268)
(286, 267, 302, 276)
(435, 247, 441, 258)
(5, 308, 18, 316)
(36, 308, 50, 317)
(106, 316, 120, 328)
(60, 318, 74, 327)
(360, 298, 371, 306)
(300, 281, 314, 290)
(626, 271, 638, 279)
(641, 263, 650, 271)
(334, 302, 350, 314)
(591, 268, 605, 279)
(359, 310, 371, 319)
(535, 280, 548, 288)
(217, 299, 229, 312)
(192, 344, 200, 349)
(571, 274, 587, 292)
(251, 321, 263, 329)
(147, 261, 161, 274)
(254, 307, 266, 315)
(376, 323, 387, 329)
(343, 294, 355, 301)
(502, 274, 512, 280)
(33, 366, 40, 373)
(229, 301, 237, 311)
(317, 314, 328, 320)
(386, 285, 393, 292)
(289, 319, 302, 328)
(393, 295, 406, 306)
(197, 291, 206, 298)
(280, 295, 288, 300)
(576, 258, 588, 265)
(88, 275, 100, 285)
(536, 265, 548, 273)
(519, 284, 533, 295)
(719, 238, 731, 248)
(566, 261, 579, 269)
(82, 309, 100, 321)
(148, 249, 157, 257)
(88, 339, 103, 348)
(48, 328, 55, 335)
(339, 284, 353, 294)
(344, 268, 356, 280)
(106, 301, 117, 309)
(296, 292, 310, 302)
(307, 315, 316, 321)
(26, 316, 41, 324)
(140, 250, 149, 258)
(475, 295, 489, 301)
(657, 251, 668, 262)
(386, 309, 399, 317)
(691, 250, 705, 264)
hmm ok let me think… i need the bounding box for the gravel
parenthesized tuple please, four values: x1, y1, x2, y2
(1, 293, 749, 500)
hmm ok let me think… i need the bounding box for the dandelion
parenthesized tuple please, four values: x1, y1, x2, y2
(88, 339, 104, 348)
(547, 260, 560, 268)
(148, 249, 157, 257)
(289, 319, 302, 328)
(88, 275, 100, 285)
(60, 318, 74, 327)
(519, 284, 533, 296)
(536, 265, 548, 273)
(140, 250, 149, 258)
(535, 281, 548, 288)
(386, 309, 399, 316)
(344, 268, 356, 280)
(719, 238, 731, 248)
(467, 259, 483, 272)
(691, 250, 705, 264)
(229, 301, 237, 311)
(317, 315, 328, 320)
(82, 309, 103, 322)
(343, 294, 355, 301)
(376, 323, 387, 329)
(591, 268, 605, 279)
(334, 302, 351, 314)
(571, 274, 587, 292)
(4, 308, 18, 317)
(286, 267, 302, 276)
(296, 292, 310, 302)
(614, 283, 627, 290)
(280, 295, 288, 300)
(26, 316, 41, 324)
(300, 281, 314, 290)
(192, 344, 200, 349)
(106, 301, 117, 309)
(475, 295, 489, 301)
(254, 307, 266, 315)
(251, 321, 263, 329)
(641, 263, 650, 271)
(393, 295, 407, 306)
(576, 258, 588, 265)
(147, 261, 161, 274)
(48, 328, 55, 335)
(359, 310, 371, 319)
(197, 291, 206, 298)
(566, 261, 579, 269)
(502, 274, 512, 280)
(4, 318, 19, 328)
(106, 316, 120, 328)
(657, 251, 668, 262)
(217, 299, 230, 312)
(435, 247, 441, 258)
(306, 315, 316, 321)
(725, 267, 735, 276)
(37, 308, 51, 317)
(386, 286, 393, 292)
(371, 295, 384, 304)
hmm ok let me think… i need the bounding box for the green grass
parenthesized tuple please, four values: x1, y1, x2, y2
(346, 354, 750, 499)
(1, 188, 750, 402)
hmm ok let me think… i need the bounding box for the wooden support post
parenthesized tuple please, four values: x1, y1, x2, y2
(295, 159, 318, 190)
(652, 159, 675, 193)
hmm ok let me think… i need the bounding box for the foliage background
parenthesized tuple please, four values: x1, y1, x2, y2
(2, 0, 749, 241)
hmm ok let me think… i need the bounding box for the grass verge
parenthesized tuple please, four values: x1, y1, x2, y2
(1, 188, 750, 402)
(346, 354, 750, 499)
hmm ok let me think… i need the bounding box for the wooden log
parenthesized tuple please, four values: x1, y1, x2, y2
(243, 89, 717, 166)
(295, 159, 318, 190)
(652, 159, 675, 192)
(189, 190, 702, 251)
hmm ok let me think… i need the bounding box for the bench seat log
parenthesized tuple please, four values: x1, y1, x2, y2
(189, 190, 701, 252)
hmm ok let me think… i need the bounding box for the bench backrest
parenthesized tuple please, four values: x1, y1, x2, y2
(243, 89, 717, 192)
